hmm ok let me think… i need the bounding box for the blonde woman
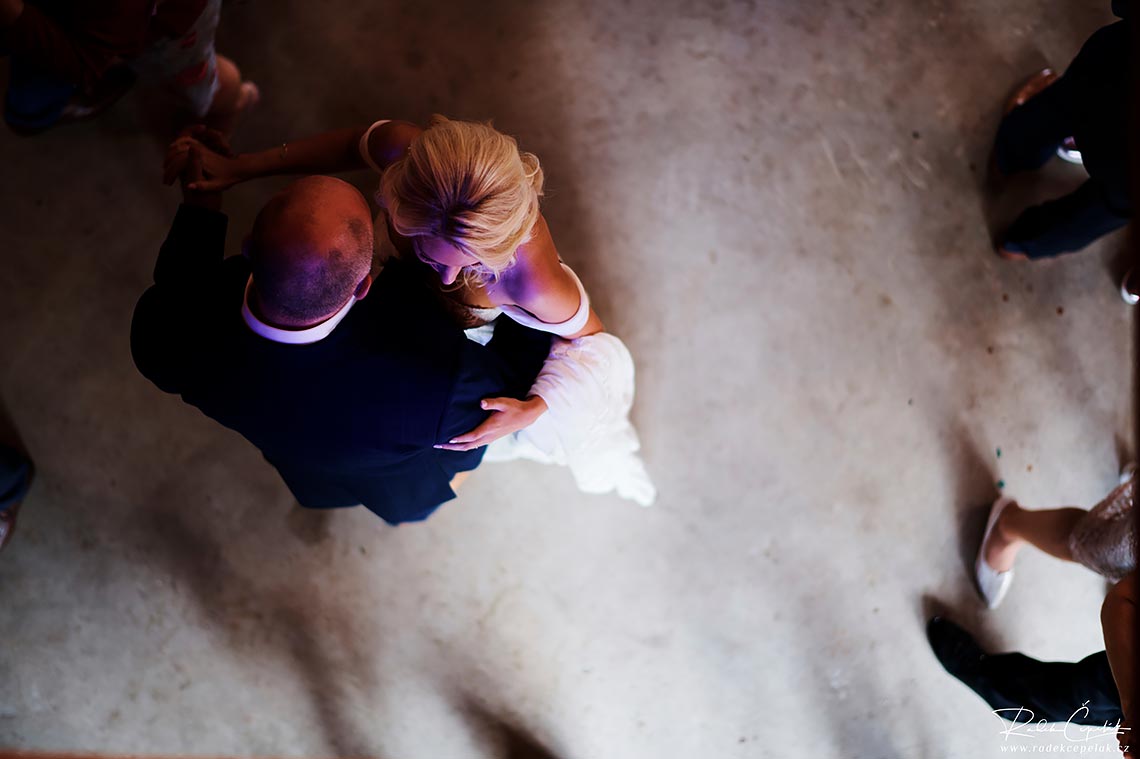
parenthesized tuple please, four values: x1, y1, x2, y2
(166, 117, 656, 505)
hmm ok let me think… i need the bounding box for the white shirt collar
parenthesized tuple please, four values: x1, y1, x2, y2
(241, 276, 357, 345)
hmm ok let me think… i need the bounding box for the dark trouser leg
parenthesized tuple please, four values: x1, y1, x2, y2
(994, 76, 1078, 175)
(1002, 179, 1129, 259)
(962, 650, 1123, 726)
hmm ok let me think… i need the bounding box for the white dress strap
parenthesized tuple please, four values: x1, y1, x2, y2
(358, 119, 392, 174)
(499, 264, 591, 337)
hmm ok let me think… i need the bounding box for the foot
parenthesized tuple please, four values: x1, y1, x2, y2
(1056, 137, 1083, 165)
(0, 447, 32, 553)
(1121, 269, 1139, 306)
(208, 80, 259, 137)
(236, 81, 260, 113)
(0, 500, 20, 552)
(976, 497, 1017, 608)
(59, 64, 136, 123)
(6, 64, 136, 136)
(927, 617, 987, 679)
(982, 500, 1020, 572)
(1005, 68, 1057, 116)
(997, 245, 1030, 262)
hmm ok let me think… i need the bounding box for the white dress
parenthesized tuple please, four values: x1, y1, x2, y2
(361, 120, 657, 506)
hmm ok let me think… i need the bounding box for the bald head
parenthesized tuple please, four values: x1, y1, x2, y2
(247, 177, 374, 327)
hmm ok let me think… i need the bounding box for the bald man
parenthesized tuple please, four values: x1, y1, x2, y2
(131, 157, 550, 524)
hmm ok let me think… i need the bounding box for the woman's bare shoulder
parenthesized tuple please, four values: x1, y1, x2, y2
(365, 120, 424, 171)
(498, 215, 581, 321)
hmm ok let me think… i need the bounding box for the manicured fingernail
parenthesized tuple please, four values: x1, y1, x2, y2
(433, 444, 444, 449)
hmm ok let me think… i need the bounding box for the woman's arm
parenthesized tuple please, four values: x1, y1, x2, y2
(436, 217, 606, 452)
(502, 215, 605, 338)
(164, 121, 423, 192)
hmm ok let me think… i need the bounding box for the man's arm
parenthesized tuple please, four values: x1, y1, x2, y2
(155, 143, 226, 285)
(1, 1, 151, 87)
(132, 146, 229, 393)
(130, 204, 228, 393)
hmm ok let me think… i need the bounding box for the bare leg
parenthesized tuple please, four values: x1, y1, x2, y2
(984, 501, 1087, 572)
(203, 54, 258, 135)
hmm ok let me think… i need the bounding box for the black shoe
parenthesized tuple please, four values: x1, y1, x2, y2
(0, 499, 21, 553)
(6, 64, 135, 137)
(58, 64, 136, 122)
(0, 445, 33, 553)
(927, 616, 987, 679)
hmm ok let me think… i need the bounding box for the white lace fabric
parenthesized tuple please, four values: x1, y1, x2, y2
(483, 332, 657, 507)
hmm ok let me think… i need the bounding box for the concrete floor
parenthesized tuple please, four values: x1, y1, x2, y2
(0, 1, 1135, 757)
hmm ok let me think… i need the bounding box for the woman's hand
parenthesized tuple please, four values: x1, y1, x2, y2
(434, 396, 548, 451)
(163, 126, 244, 191)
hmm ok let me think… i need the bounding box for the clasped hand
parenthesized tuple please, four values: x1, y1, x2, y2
(164, 125, 242, 193)
(434, 395, 548, 451)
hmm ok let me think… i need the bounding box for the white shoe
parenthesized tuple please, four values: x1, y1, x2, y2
(975, 497, 1015, 609)
(1056, 138, 1083, 165)
(1121, 270, 1139, 306)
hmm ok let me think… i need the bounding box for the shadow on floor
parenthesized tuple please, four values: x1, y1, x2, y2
(0, 395, 30, 457)
(119, 1, 597, 752)
(946, 420, 1000, 590)
(457, 698, 564, 759)
(138, 504, 377, 756)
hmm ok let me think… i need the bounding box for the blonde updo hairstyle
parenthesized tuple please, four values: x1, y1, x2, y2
(378, 115, 545, 282)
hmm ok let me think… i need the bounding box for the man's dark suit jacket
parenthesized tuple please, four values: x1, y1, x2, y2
(131, 204, 550, 524)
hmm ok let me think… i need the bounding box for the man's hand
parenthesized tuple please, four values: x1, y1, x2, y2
(180, 145, 222, 211)
(164, 125, 243, 191)
(434, 396, 548, 451)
